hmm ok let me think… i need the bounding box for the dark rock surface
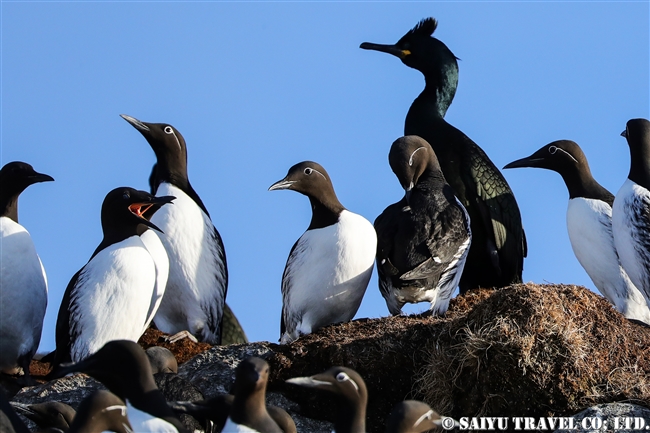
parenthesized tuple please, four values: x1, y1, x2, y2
(7, 284, 650, 432)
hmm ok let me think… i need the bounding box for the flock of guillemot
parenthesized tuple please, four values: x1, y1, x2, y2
(2, 16, 649, 433)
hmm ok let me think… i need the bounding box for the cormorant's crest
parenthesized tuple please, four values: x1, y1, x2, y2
(405, 17, 438, 39)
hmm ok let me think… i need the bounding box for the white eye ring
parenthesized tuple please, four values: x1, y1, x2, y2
(164, 126, 173, 134)
(304, 168, 313, 175)
(335, 371, 359, 391)
(549, 145, 578, 163)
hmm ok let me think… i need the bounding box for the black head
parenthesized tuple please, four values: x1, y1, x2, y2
(68, 390, 132, 433)
(360, 18, 458, 80)
(0, 161, 53, 221)
(53, 340, 158, 401)
(269, 161, 345, 228)
(389, 135, 442, 192)
(621, 118, 650, 189)
(100, 187, 174, 237)
(385, 400, 442, 433)
(286, 366, 367, 408)
(503, 140, 588, 175)
(621, 118, 650, 141)
(504, 140, 613, 201)
(232, 357, 270, 398)
(121, 114, 188, 181)
(269, 161, 335, 198)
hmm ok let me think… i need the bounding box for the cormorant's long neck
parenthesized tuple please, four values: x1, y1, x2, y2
(408, 70, 457, 117)
(0, 195, 19, 223)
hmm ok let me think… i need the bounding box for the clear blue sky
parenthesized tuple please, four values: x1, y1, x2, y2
(2, 2, 648, 353)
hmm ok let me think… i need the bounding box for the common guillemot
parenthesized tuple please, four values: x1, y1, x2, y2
(286, 366, 367, 433)
(222, 357, 284, 433)
(121, 114, 228, 345)
(269, 161, 376, 344)
(613, 118, 650, 308)
(505, 139, 650, 323)
(53, 340, 187, 432)
(52, 188, 173, 365)
(0, 162, 53, 384)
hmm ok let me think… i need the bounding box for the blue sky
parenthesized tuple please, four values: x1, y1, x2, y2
(2, 2, 648, 353)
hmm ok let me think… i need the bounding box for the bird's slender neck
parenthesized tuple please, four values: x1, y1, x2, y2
(409, 71, 457, 118)
(628, 142, 650, 190)
(558, 166, 612, 202)
(307, 195, 344, 230)
(334, 400, 366, 433)
(231, 389, 268, 424)
(0, 195, 19, 223)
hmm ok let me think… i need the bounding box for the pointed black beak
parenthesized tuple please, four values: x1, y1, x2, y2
(29, 172, 54, 184)
(503, 155, 545, 170)
(621, 129, 627, 138)
(268, 178, 295, 191)
(120, 114, 151, 133)
(360, 42, 409, 59)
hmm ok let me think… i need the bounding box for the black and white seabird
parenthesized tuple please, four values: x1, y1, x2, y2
(148, 163, 248, 345)
(52, 187, 174, 366)
(10, 400, 76, 431)
(222, 357, 284, 433)
(66, 390, 133, 433)
(375, 136, 471, 315)
(505, 140, 650, 323)
(172, 391, 296, 433)
(0, 162, 53, 383)
(53, 340, 187, 432)
(361, 18, 527, 292)
(286, 366, 367, 433)
(385, 400, 455, 433)
(121, 115, 228, 345)
(269, 161, 377, 344)
(613, 118, 650, 306)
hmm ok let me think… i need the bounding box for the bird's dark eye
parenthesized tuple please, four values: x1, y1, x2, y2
(122, 191, 131, 200)
(548, 146, 558, 155)
(335, 372, 347, 382)
(304, 168, 313, 175)
(164, 126, 173, 134)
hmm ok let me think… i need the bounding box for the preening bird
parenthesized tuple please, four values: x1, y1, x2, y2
(269, 161, 377, 344)
(361, 17, 526, 292)
(375, 136, 471, 315)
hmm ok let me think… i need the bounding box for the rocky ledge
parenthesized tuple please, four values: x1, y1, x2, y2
(9, 283, 650, 432)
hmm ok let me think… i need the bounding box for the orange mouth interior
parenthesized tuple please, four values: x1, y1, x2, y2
(129, 203, 154, 218)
